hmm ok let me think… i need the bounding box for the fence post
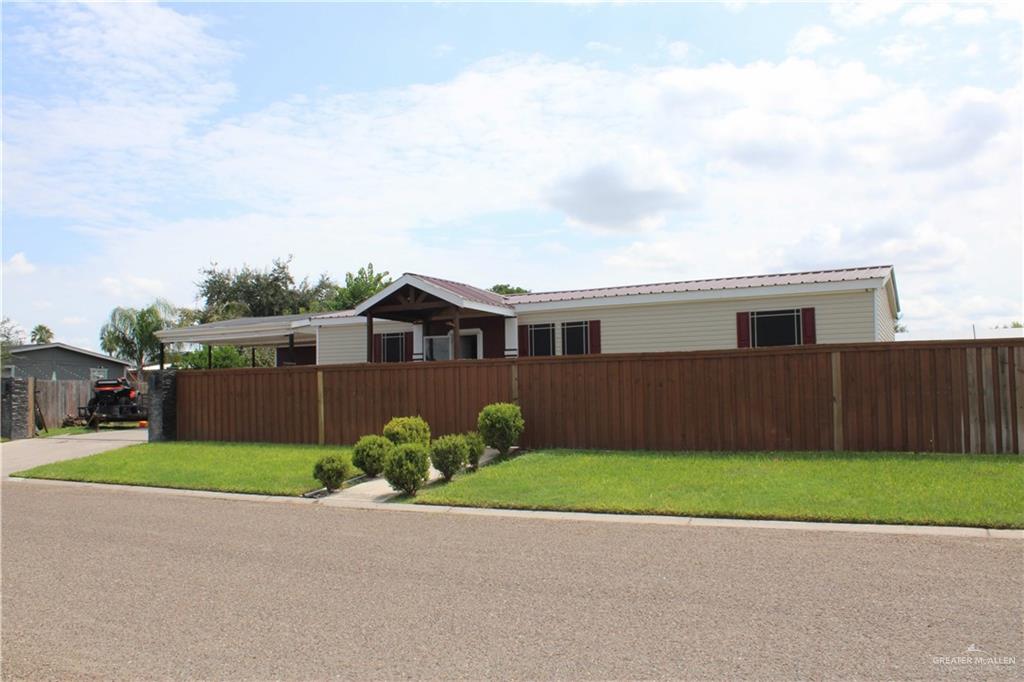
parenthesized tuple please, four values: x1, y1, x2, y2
(26, 377, 36, 438)
(511, 361, 519, 404)
(316, 369, 325, 446)
(831, 352, 843, 451)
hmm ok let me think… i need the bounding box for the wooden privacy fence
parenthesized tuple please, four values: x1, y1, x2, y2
(33, 379, 93, 432)
(175, 339, 1024, 454)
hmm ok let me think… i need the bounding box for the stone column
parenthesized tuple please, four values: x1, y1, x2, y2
(147, 370, 177, 442)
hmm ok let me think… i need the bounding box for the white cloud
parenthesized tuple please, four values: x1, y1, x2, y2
(879, 35, 926, 64)
(665, 40, 691, 61)
(5, 252, 37, 275)
(62, 316, 87, 325)
(953, 6, 990, 24)
(99, 275, 165, 300)
(900, 3, 951, 26)
(788, 25, 840, 55)
(433, 43, 454, 57)
(585, 41, 622, 54)
(831, 1, 904, 27)
(962, 42, 980, 57)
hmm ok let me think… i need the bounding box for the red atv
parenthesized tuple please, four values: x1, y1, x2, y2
(80, 378, 147, 427)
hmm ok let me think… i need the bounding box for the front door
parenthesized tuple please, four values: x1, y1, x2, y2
(459, 333, 478, 360)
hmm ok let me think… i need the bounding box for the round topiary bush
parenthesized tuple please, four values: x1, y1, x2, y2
(383, 416, 431, 447)
(477, 402, 525, 457)
(430, 434, 469, 482)
(352, 434, 394, 478)
(383, 442, 431, 496)
(313, 455, 352, 492)
(463, 431, 485, 470)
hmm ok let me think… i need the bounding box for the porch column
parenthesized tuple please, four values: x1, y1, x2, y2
(412, 322, 424, 361)
(452, 310, 461, 360)
(504, 318, 518, 358)
(365, 315, 374, 363)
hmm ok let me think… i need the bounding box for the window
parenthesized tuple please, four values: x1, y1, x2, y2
(425, 331, 483, 360)
(750, 309, 802, 347)
(381, 333, 405, 363)
(561, 321, 590, 355)
(528, 324, 555, 356)
(90, 367, 108, 380)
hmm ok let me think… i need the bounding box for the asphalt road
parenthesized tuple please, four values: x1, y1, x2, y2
(3, 483, 1022, 680)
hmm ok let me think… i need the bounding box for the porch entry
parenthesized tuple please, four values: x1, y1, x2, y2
(354, 273, 515, 362)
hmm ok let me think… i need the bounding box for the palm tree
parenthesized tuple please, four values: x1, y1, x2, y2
(30, 324, 54, 344)
(99, 300, 175, 385)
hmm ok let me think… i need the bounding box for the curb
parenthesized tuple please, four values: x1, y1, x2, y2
(6, 475, 1022, 540)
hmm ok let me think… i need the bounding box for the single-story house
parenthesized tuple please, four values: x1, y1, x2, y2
(2, 343, 133, 380)
(156, 265, 900, 366)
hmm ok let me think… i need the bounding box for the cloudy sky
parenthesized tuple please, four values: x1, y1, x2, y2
(2, 1, 1021, 349)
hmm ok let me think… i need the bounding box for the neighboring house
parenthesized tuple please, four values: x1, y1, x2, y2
(3, 343, 132, 380)
(156, 265, 900, 366)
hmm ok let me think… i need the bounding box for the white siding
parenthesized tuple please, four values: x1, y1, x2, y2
(875, 286, 896, 342)
(317, 320, 413, 365)
(516, 289, 877, 353)
(314, 289, 880, 363)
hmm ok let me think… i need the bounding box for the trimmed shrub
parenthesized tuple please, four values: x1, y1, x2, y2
(430, 434, 469, 482)
(383, 443, 431, 496)
(383, 416, 431, 447)
(477, 402, 525, 456)
(352, 435, 393, 478)
(313, 455, 352, 492)
(464, 431, 486, 470)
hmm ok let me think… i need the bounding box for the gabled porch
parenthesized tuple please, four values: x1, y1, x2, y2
(353, 273, 518, 362)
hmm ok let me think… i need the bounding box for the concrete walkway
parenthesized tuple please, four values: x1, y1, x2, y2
(1, 428, 148, 477)
(333, 446, 504, 502)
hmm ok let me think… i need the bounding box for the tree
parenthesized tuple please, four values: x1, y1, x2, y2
(195, 257, 338, 320)
(174, 345, 267, 370)
(30, 324, 54, 344)
(1, 318, 25, 367)
(488, 284, 531, 295)
(994, 321, 1024, 329)
(327, 264, 392, 310)
(894, 321, 908, 334)
(99, 300, 175, 381)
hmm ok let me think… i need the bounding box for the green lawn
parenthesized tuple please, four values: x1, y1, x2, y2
(12, 441, 360, 497)
(415, 450, 1024, 528)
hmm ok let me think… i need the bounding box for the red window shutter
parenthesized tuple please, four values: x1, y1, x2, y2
(588, 320, 602, 354)
(801, 308, 816, 344)
(372, 333, 382, 363)
(736, 312, 751, 348)
(518, 325, 530, 357)
(404, 331, 414, 361)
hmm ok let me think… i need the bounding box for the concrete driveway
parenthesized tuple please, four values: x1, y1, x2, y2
(3, 482, 1021, 680)
(1, 428, 147, 477)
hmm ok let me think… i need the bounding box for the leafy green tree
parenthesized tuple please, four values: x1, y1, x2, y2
(488, 284, 530, 295)
(99, 300, 175, 380)
(1, 318, 25, 367)
(994, 321, 1024, 329)
(316, 264, 392, 311)
(195, 257, 337, 320)
(174, 345, 268, 369)
(30, 324, 54, 344)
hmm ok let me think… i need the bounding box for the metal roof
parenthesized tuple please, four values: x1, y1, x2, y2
(405, 273, 511, 309)
(505, 265, 895, 305)
(9, 343, 133, 365)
